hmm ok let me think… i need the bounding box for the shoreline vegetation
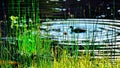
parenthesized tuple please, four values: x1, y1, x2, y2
(1, 0, 120, 67)
(1, 18, 120, 67)
(1, 51, 120, 68)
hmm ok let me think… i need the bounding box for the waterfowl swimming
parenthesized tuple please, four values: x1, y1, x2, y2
(70, 26, 86, 33)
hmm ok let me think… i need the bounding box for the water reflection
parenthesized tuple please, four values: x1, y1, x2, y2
(40, 20, 119, 45)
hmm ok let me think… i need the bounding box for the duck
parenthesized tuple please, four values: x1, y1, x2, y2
(70, 26, 86, 33)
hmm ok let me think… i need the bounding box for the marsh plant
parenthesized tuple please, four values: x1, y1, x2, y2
(17, 27, 120, 68)
(26, 50, 120, 68)
(1, 16, 119, 67)
(1, 20, 120, 68)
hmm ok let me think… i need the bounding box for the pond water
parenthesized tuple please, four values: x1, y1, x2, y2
(40, 20, 120, 45)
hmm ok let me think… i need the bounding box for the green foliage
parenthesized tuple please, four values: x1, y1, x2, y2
(10, 16, 19, 28)
(17, 28, 52, 57)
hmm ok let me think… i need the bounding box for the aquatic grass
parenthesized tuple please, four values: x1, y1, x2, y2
(30, 50, 118, 68)
(1, 51, 119, 68)
(1, 22, 120, 68)
(3, 0, 119, 67)
(16, 24, 53, 66)
(18, 27, 50, 53)
(51, 52, 118, 68)
(1, 19, 119, 68)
